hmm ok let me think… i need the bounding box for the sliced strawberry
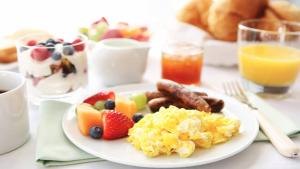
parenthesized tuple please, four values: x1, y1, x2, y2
(72, 38, 85, 52)
(30, 46, 51, 61)
(26, 40, 37, 46)
(83, 91, 115, 105)
(102, 110, 134, 140)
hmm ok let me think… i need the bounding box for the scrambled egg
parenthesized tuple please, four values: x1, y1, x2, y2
(128, 106, 240, 158)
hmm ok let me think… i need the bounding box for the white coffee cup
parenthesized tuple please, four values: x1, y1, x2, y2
(90, 38, 149, 86)
(0, 71, 29, 154)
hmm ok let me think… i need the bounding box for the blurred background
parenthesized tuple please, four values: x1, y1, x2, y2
(0, 0, 185, 36)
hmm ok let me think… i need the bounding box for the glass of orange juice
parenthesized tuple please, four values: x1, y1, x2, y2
(161, 43, 203, 85)
(238, 19, 300, 95)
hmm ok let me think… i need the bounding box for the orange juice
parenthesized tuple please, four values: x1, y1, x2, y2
(239, 44, 300, 87)
(161, 43, 203, 85)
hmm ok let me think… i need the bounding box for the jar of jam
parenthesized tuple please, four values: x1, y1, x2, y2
(161, 43, 203, 85)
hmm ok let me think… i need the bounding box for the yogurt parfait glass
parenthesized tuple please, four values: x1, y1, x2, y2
(17, 33, 88, 104)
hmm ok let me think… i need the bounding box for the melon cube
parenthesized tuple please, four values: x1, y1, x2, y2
(76, 103, 103, 136)
(115, 97, 137, 118)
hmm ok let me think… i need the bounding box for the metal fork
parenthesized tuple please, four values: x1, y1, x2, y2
(223, 81, 299, 158)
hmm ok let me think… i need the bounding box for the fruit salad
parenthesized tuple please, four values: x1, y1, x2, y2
(76, 91, 147, 140)
(79, 17, 150, 42)
(17, 35, 88, 96)
(128, 106, 240, 158)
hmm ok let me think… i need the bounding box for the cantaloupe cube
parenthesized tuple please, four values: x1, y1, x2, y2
(115, 97, 137, 118)
(76, 103, 103, 136)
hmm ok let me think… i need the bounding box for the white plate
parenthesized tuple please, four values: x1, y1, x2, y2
(62, 83, 259, 168)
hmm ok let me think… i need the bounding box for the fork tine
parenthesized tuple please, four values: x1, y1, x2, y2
(230, 81, 240, 96)
(222, 83, 229, 95)
(227, 82, 235, 96)
(235, 81, 247, 98)
(223, 82, 232, 96)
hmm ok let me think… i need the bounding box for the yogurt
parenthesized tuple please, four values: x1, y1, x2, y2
(17, 35, 88, 97)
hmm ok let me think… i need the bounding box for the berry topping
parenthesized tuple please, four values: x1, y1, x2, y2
(89, 126, 103, 139)
(94, 101, 105, 111)
(72, 38, 85, 52)
(84, 91, 115, 105)
(51, 52, 62, 60)
(104, 99, 115, 110)
(26, 40, 37, 46)
(45, 43, 55, 52)
(132, 113, 144, 123)
(46, 38, 56, 45)
(102, 110, 134, 140)
(62, 46, 75, 55)
(30, 46, 51, 61)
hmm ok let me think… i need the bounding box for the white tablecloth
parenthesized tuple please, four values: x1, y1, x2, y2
(0, 55, 300, 169)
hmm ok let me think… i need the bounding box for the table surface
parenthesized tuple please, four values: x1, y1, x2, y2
(0, 54, 300, 169)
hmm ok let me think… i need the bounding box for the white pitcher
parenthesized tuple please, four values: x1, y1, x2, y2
(90, 38, 150, 86)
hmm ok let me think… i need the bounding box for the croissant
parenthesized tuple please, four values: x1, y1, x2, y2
(207, 0, 267, 41)
(176, 0, 212, 30)
(176, 0, 300, 41)
(269, 1, 300, 22)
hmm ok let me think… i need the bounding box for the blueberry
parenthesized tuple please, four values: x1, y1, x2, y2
(104, 99, 115, 110)
(89, 126, 103, 139)
(63, 46, 75, 55)
(46, 38, 56, 44)
(46, 43, 55, 52)
(46, 42, 54, 47)
(51, 52, 62, 60)
(132, 113, 144, 123)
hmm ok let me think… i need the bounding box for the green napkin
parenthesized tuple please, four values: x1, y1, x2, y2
(36, 100, 102, 167)
(246, 92, 300, 141)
